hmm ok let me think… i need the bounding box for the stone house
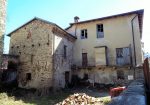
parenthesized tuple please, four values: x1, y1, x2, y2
(7, 18, 76, 89)
(66, 9, 144, 84)
(7, 9, 144, 89)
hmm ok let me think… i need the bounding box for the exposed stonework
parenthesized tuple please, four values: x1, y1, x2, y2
(9, 18, 75, 89)
(8, 10, 144, 89)
(0, 0, 7, 66)
(9, 19, 53, 88)
(72, 66, 143, 85)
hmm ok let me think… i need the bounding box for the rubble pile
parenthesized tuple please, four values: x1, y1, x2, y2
(56, 93, 108, 105)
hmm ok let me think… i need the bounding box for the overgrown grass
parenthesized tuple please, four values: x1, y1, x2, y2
(100, 96, 111, 105)
(0, 91, 72, 105)
(21, 91, 72, 105)
(0, 92, 111, 105)
(0, 93, 31, 105)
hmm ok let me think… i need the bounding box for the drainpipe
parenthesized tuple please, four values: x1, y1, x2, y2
(131, 15, 138, 79)
(75, 25, 77, 37)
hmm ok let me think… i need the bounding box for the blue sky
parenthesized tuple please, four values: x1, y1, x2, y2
(5, 0, 149, 53)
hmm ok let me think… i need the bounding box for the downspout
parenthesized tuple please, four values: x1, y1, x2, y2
(75, 24, 77, 37)
(131, 14, 138, 79)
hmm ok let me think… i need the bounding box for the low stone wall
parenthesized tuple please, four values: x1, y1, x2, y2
(109, 79, 146, 105)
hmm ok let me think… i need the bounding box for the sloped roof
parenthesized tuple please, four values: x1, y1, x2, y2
(65, 9, 144, 30)
(7, 17, 77, 39)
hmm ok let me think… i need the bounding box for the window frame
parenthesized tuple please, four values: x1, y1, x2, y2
(97, 24, 104, 38)
(64, 45, 67, 59)
(116, 48, 123, 58)
(81, 29, 88, 39)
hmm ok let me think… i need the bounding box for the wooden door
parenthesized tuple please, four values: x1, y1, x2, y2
(95, 47, 107, 66)
(82, 53, 88, 67)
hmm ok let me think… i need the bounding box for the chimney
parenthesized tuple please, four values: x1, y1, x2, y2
(74, 16, 79, 23)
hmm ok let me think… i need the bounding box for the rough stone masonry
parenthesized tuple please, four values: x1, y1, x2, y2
(0, 0, 7, 66)
(8, 18, 75, 89)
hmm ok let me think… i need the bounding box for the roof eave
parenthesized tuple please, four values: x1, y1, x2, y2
(70, 9, 144, 25)
(7, 17, 77, 39)
(7, 17, 38, 37)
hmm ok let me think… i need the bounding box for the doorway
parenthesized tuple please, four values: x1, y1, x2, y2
(65, 71, 70, 87)
(82, 53, 88, 67)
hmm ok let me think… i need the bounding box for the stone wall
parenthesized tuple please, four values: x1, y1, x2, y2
(72, 66, 143, 85)
(53, 34, 74, 88)
(0, 0, 6, 66)
(9, 19, 53, 89)
(9, 19, 75, 89)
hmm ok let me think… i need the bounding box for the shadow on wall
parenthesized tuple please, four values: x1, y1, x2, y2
(52, 34, 74, 89)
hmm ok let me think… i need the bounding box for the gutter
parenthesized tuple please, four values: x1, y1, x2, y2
(131, 15, 138, 67)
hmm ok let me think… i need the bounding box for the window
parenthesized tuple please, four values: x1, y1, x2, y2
(64, 45, 67, 59)
(97, 24, 104, 38)
(116, 48, 123, 58)
(81, 29, 87, 39)
(31, 54, 34, 64)
(116, 47, 131, 66)
(26, 73, 31, 81)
